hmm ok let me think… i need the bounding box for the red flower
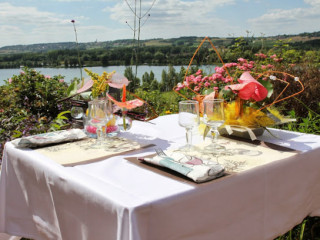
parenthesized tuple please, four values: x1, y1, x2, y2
(225, 72, 268, 102)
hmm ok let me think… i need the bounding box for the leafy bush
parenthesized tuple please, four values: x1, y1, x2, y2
(134, 89, 180, 115)
(0, 67, 71, 157)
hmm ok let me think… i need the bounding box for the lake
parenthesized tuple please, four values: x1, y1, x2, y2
(0, 65, 217, 86)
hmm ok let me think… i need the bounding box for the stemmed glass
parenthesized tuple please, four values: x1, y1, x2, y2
(87, 99, 111, 147)
(203, 99, 226, 152)
(178, 100, 200, 151)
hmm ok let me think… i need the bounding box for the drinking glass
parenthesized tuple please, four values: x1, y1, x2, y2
(87, 99, 110, 147)
(178, 100, 200, 150)
(203, 99, 226, 152)
(70, 106, 84, 119)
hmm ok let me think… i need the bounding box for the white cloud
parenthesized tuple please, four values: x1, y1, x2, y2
(0, 3, 65, 26)
(0, 2, 93, 46)
(106, 0, 236, 39)
(247, 1, 320, 35)
(304, 0, 320, 6)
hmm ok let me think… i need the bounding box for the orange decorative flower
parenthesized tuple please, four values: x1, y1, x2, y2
(107, 92, 144, 110)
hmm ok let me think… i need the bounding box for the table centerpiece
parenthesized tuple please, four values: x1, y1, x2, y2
(174, 37, 305, 140)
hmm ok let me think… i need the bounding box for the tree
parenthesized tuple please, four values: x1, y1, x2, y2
(167, 65, 177, 90)
(159, 69, 168, 92)
(124, 66, 140, 92)
(155, 51, 165, 64)
(101, 54, 109, 66)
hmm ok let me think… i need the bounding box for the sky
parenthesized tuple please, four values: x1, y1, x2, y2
(0, 0, 319, 48)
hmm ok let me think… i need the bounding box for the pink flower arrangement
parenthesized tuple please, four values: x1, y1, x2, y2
(175, 54, 277, 97)
(174, 52, 304, 122)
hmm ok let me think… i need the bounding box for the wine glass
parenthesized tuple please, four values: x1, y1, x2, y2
(87, 100, 110, 147)
(203, 99, 226, 152)
(178, 100, 200, 150)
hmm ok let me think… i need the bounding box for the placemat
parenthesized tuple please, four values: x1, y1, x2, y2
(185, 136, 298, 173)
(126, 136, 299, 184)
(36, 137, 154, 166)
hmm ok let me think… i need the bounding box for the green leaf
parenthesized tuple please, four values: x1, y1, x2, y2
(203, 89, 214, 95)
(12, 130, 22, 138)
(299, 220, 306, 240)
(50, 123, 61, 130)
(67, 81, 78, 97)
(258, 79, 273, 98)
(57, 111, 70, 118)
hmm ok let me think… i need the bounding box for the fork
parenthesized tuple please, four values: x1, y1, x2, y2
(155, 148, 167, 157)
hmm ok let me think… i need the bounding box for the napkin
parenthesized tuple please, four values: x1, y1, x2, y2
(140, 151, 225, 183)
(11, 129, 87, 148)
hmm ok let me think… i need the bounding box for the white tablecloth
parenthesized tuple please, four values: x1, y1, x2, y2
(1, 114, 320, 240)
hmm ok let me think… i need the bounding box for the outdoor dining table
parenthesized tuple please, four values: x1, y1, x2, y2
(1, 114, 320, 240)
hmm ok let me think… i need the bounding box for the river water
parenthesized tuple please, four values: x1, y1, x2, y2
(0, 65, 181, 86)
(0, 65, 217, 86)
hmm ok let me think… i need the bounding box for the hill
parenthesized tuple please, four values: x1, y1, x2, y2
(0, 31, 319, 55)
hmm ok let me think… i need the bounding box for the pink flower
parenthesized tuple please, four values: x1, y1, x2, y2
(202, 76, 208, 82)
(224, 76, 233, 83)
(225, 72, 268, 102)
(214, 66, 225, 74)
(8, 78, 12, 84)
(59, 79, 64, 83)
(224, 63, 237, 68)
(195, 75, 202, 83)
(204, 82, 211, 87)
(255, 53, 267, 59)
(237, 58, 247, 63)
(108, 73, 130, 89)
(238, 66, 246, 71)
(175, 82, 185, 90)
(213, 87, 219, 91)
(194, 86, 200, 92)
(196, 69, 202, 75)
(270, 54, 277, 59)
(273, 58, 283, 63)
(45, 75, 51, 79)
(211, 73, 222, 81)
(261, 65, 267, 69)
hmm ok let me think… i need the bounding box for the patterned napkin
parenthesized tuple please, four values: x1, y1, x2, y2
(11, 129, 87, 148)
(140, 151, 225, 183)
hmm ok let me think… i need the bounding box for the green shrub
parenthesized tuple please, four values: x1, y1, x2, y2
(0, 67, 71, 157)
(134, 89, 180, 116)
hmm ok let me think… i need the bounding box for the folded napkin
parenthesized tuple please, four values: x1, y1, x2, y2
(140, 151, 225, 183)
(11, 129, 87, 148)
